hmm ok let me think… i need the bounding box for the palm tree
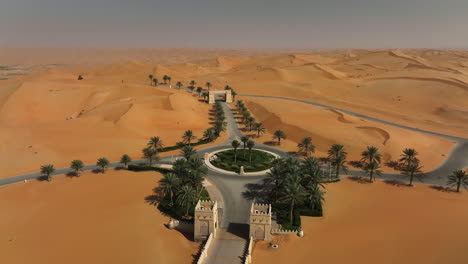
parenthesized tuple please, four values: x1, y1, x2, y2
(148, 74, 153, 85)
(247, 140, 255, 163)
(196, 87, 203, 96)
(361, 146, 382, 165)
(241, 136, 249, 150)
(361, 146, 382, 182)
(163, 75, 169, 84)
(189, 86, 195, 93)
(224, 85, 231, 90)
(253, 122, 265, 137)
(167, 76, 172, 87)
(399, 148, 419, 168)
(205, 82, 212, 91)
(403, 163, 423, 186)
(364, 161, 382, 183)
(142, 147, 158, 166)
(203, 128, 217, 142)
(181, 145, 197, 160)
(177, 185, 197, 217)
(304, 183, 325, 211)
(213, 120, 227, 135)
(40, 164, 55, 181)
(280, 174, 306, 224)
(120, 154, 132, 168)
(301, 157, 324, 188)
(399, 148, 420, 183)
(176, 81, 182, 89)
(247, 116, 255, 131)
(447, 170, 468, 192)
(190, 80, 196, 88)
(297, 137, 315, 157)
(70, 160, 84, 176)
(160, 173, 180, 205)
(202, 91, 209, 102)
(273, 130, 286, 145)
(182, 130, 196, 145)
(153, 77, 158, 86)
(97, 157, 109, 172)
(232, 140, 240, 163)
(231, 90, 237, 101)
(327, 144, 348, 179)
(264, 161, 286, 203)
(147, 136, 164, 151)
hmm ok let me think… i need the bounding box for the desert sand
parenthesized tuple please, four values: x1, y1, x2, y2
(241, 98, 455, 172)
(253, 177, 468, 264)
(150, 49, 468, 139)
(0, 64, 227, 178)
(0, 169, 197, 264)
(2, 49, 466, 178)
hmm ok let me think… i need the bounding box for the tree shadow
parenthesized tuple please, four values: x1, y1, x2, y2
(36, 175, 49, 181)
(226, 223, 249, 239)
(429, 185, 458, 193)
(347, 176, 372, 184)
(263, 141, 277, 146)
(384, 160, 401, 170)
(167, 221, 194, 241)
(66, 171, 78, 178)
(318, 157, 330, 163)
(92, 168, 103, 174)
(144, 187, 165, 207)
(191, 236, 208, 264)
(348, 160, 363, 169)
(383, 179, 411, 187)
(242, 183, 269, 203)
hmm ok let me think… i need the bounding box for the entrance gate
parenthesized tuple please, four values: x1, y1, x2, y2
(208, 90, 232, 104)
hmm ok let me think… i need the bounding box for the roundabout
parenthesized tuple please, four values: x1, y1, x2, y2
(204, 147, 279, 176)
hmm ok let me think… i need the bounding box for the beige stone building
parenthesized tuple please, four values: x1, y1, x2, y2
(249, 203, 272, 241)
(194, 200, 219, 242)
(208, 89, 232, 104)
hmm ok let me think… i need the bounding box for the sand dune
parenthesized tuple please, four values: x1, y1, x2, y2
(0, 68, 216, 177)
(254, 178, 468, 264)
(243, 98, 454, 172)
(0, 170, 198, 264)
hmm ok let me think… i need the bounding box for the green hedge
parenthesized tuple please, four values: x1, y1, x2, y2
(272, 202, 322, 229)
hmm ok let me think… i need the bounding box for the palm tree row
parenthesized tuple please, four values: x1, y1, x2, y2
(264, 157, 325, 226)
(235, 100, 265, 137)
(148, 74, 175, 87)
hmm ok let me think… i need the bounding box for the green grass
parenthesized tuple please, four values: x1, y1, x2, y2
(211, 149, 275, 173)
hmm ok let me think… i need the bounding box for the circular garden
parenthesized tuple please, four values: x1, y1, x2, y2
(210, 149, 276, 173)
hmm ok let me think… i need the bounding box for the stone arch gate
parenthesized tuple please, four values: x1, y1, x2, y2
(208, 90, 233, 104)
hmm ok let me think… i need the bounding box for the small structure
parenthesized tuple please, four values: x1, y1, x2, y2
(249, 203, 272, 241)
(240, 166, 245, 175)
(208, 90, 232, 104)
(194, 200, 218, 242)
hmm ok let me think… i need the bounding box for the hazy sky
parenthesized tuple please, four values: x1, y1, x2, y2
(1, 0, 467, 48)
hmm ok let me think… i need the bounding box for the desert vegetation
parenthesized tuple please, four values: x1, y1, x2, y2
(263, 157, 325, 229)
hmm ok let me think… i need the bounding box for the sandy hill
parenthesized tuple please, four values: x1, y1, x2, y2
(0, 61, 216, 177)
(152, 49, 468, 139)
